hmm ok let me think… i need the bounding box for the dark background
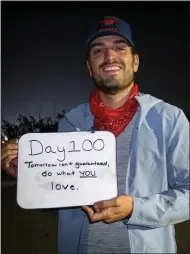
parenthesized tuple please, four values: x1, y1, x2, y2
(1, 2, 190, 254)
(1, 1, 189, 123)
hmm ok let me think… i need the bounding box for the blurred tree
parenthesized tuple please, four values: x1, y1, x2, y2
(1, 110, 66, 141)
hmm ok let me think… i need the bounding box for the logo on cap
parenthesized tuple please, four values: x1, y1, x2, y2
(97, 19, 117, 32)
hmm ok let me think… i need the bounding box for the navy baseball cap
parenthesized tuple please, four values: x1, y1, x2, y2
(86, 16, 135, 53)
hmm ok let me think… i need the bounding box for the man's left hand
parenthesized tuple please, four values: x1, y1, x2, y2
(82, 195, 134, 223)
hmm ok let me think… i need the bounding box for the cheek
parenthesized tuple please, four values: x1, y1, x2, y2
(90, 57, 103, 72)
(124, 59, 136, 72)
(90, 64, 99, 77)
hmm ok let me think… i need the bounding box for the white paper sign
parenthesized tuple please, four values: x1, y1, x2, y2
(17, 131, 117, 209)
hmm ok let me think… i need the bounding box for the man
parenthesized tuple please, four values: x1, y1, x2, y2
(1, 16, 189, 253)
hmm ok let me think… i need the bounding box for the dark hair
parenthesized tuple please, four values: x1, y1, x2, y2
(131, 46, 136, 56)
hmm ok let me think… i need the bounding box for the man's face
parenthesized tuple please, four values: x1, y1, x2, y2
(87, 35, 139, 95)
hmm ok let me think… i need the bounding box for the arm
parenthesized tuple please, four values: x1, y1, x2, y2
(124, 109, 189, 228)
(83, 110, 189, 227)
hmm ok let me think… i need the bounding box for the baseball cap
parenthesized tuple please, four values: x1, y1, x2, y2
(86, 16, 135, 53)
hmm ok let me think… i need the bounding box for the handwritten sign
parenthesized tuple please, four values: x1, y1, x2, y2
(17, 131, 117, 209)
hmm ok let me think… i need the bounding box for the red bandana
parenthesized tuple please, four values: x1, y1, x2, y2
(89, 84, 139, 137)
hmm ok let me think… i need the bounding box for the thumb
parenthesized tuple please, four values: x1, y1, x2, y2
(94, 197, 117, 209)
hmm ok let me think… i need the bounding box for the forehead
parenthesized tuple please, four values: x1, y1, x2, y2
(91, 35, 128, 46)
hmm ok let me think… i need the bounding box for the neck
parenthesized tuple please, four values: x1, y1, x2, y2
(99, 83, 134, 109)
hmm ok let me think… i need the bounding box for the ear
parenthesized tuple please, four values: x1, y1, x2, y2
(86, 60, 92, 77)
(133, 54, 139, 73)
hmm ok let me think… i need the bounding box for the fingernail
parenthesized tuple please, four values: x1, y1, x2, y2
(93, 203, 99, 209)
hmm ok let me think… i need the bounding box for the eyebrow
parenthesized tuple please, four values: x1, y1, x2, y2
(90, 39, 129, 50)
(90, 42, 104, 50)
(113, 39, 129, 45)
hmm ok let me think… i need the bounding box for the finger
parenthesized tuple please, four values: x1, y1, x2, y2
(1, 149, 18, 161)
(2, 138, 18, 146)
(94, 208, 101, 213)
(82, 206, 105, 223)
(82, 206, 93, 213)
(91, 206, 117, 223)
(83, 205, 101, 213)
(82, 206, 95, 219)
(1, 143, 18, 152)
(7, 139, 18, 144)
(94, 197, 118, 210)
(91, 207, 117, 223)
(4, 140, 18, 147)
(2, 154, 18, 170)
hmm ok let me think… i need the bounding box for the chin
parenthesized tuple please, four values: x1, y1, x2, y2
(93, 76, 128, 95)
(97, 85, 122, 95)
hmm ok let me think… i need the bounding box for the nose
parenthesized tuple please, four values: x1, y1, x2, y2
(104, 48, 116, 61)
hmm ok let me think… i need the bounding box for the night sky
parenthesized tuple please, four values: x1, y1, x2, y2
(1, 1, 189, 123)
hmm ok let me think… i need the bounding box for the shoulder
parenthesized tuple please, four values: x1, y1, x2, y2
(58, 103, 91, 132)
(138, 93, 187, 123)
(153, 101, 183, 122)
(138, 94, 189, 141)
(64, 103, 89, 119)
(138, 93, 189, 146)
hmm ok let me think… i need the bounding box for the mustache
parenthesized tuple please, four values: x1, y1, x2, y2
(99, 60, 124, 69)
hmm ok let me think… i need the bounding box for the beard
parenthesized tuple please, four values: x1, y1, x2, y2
(92, 70, 134, 95)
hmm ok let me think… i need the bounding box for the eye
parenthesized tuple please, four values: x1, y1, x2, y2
(93, 48, 103, 55)
(115, 47, 125, 51)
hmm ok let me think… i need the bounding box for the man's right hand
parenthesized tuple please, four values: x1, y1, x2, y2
(1, 139, 18, 177)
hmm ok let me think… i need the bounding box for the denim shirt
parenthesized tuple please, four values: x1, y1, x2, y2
(57, 93, 189, 253)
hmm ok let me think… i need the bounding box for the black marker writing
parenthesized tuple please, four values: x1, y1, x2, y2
(29, 140, 43, 155)
(45, 146, 56, 153)
(57, 170, 75, 176)
(42, 170, 52, 177)
(51, 182, 76, 191)
(59, 162, 73, 167)
(93, 139, 105, 151)
(79, 170, 97, 178)
(82, 139, 93, 151)
(27, 138, 105, 162)
(28, 140, 66, 162)
(68, 141, 81, 152)
(82, 139, 105, 152)
(75, 161, 108, 169)
(25, 161, 57, 168)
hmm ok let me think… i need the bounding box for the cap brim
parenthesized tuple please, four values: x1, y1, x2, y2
(86, 30, 135, 50)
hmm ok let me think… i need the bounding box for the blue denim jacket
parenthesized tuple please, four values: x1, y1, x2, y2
(57, 93, 189, 253)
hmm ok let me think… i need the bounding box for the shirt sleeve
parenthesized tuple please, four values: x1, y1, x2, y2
(124, 109, 189, 228)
